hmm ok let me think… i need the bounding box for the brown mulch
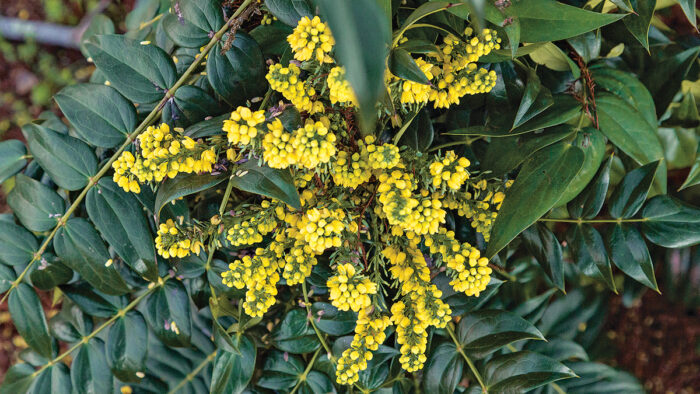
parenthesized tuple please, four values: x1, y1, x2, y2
(605, 290, 700, 393)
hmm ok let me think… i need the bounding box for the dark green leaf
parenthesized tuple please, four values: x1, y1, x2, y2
(567, 32, 601, 63)
(318, 0, 390, 133)
(0, 364, 36, 394)
(145, 280, 192, 347)
(568, 155, 613, 219)
(388, 48, 430, 84)
(526, 339, 589, 362)
(87, 178, 157, 281)
(298, 371, 335, 394)
(457, 310, 545, 358)
(486, 141, 584, 258)
(680, 152, 700, 190)
(0, 140, 27, 184)
(0, 264, 17, 294)
(494, 0, 625, 43)
(80, 14, 115, 57)
(271, 308, 320, 354)
(510, 94, 581, 135)
(107, 311, 148, 382)
(596, 93, 665, 193)
(257, 351, 304, 390)
(155, 172, 226, 217)
(610, 0, 634, 12)
(185, 114, 228, 138)
(264, 0, 313, 26)
(484, 351, 576, 392)
(568, 224, 616, 291)
(606, 224, 658, 290)
(511, 288, 557, 323)
(49, 303, 94, 343)
(7, 174, 65, 232)
(437, 274, 504, 316)
(206, 32, 266, 106)
(54, 218, 129, 295)
(674, 0, 697, 27)
(163, 85, 223, 128)
(399, 109, 433, 152)
(54, 83, 135, 148)
(9, 284, 52, 358)
(28, 363, 72, 394)
(556, 127, 607, 207)
(641, 195, 700, 248)
(423, 342, 463, 394)
(311, 302, 356, 336)
(0, 221, 37, 266)
(484, 2, 521, 58)
(85, 34, 177, 103)
(521, 223, 565, 291)
(658, 127, 697, 169)
(22, 123, 97, 191)
(71, 339, 113, 394)
(30, 255, 73, 291)
(481, 125, 576, 177)
(211, 334, 256, 394)
(591, 66, 656, 129)
(398, 39, 440, 55)
(60, 282, 126, 318)
(609, 160, 659, 219)
(562, 362, 644, 393)
(643, 46, 700, 117)
(251, 22, 294, 56)
(512, 68, 553, 129)
(623, 0, 655, 49)
(232, 161, 301, 209)
(162, 0, 224, 48)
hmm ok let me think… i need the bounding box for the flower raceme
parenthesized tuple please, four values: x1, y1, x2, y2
(112, 15, 507, 385)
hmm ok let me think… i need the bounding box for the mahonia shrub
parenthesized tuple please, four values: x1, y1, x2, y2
(0, 0, 698, 393)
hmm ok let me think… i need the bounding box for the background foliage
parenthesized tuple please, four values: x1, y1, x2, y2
(0, 0, 699, 393)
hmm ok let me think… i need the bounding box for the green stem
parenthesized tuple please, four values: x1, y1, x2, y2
(168, 349, 218, 394)
(447, 325, 487, 393)
(290, 348, 321, 394)
(0, 0, 255, 306)
(392, 108, 421, 145)
(259, 88, 273, 110)
(538, 218, 648, 224)
(31, 278, 168, 379)
(301, 280, 334, 359)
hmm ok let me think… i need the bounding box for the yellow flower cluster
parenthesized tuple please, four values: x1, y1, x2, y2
(113, 123, 217, 193)
(287, 16, 335, 63)
(327, 263, 377, 312)
(331, 150, 372, 188)
(226, 201, 278, 247)
(262, 118, 298, 168)
(393, 27, 500, 109)
(296, 207, 352, 253)
(367, 138, 401, 170)
(377, 171, 419, 228)
(399, 58, 435, 105)
(155, 219, 203, 259)
(429, 150, 470, 190)
(409, 191, 446, 235)
(425, 228, 492, 296)
(280, 240, 317, 285)
(222, 241, 283, 317)
(335, 309, 391, 384)
(327, 66, 356, 106)
(443, 180, 508, 241)
(383, 242, 452, 371)
(293, 119, 337, 169)
(266, 63, 323, 113)
(223, 106, 266, 147)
